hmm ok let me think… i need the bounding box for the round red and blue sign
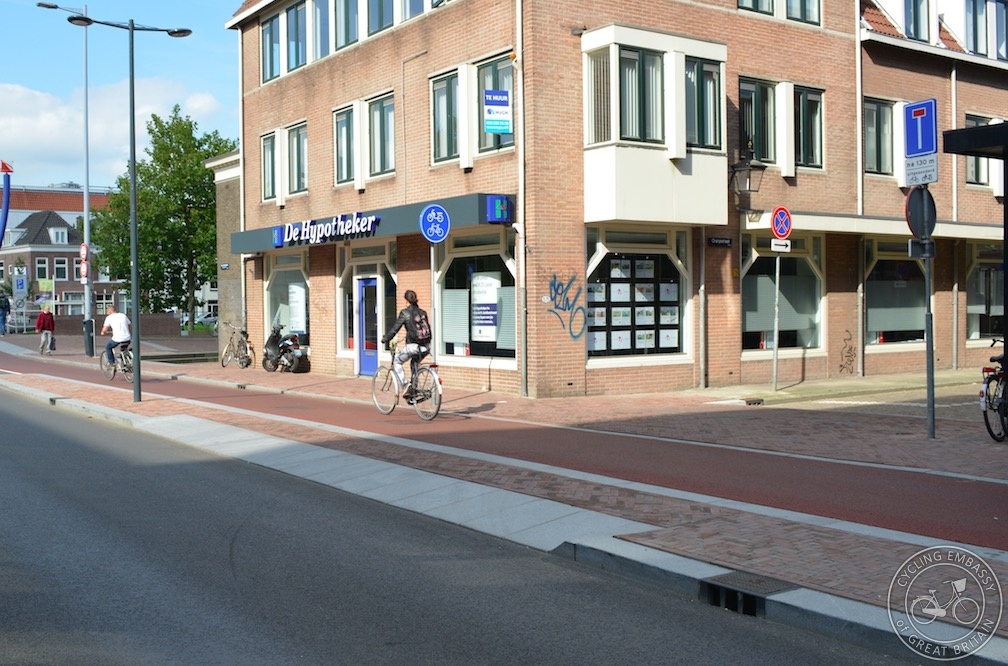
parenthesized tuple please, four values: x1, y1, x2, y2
(771, 206, 792, 240)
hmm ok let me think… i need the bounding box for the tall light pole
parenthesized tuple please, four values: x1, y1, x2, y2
(37, 2, 95, 356)
(66, 14, 191, 402)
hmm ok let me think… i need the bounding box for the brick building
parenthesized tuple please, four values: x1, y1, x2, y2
(223, 0, 1007, 397)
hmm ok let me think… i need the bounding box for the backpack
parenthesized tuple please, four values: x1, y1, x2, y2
(410, 307, 432, 344)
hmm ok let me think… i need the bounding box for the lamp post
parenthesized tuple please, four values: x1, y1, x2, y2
(37, 2, 95, 356)
(730, 142, 767, 195)
(66, 14, 191, 402)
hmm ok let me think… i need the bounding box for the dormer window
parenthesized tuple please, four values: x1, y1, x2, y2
(49, 228, 68, 244)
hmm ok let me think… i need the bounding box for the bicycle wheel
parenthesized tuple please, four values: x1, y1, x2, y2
(99, 353, 115, 380)
(983, 375, 1007, 441)
(242, 345, 255, 369)
(221, 342, 235, 368)
(372, 366, 398, 414)
(122, 351, 134, 384)
(411, 366, 442, 421)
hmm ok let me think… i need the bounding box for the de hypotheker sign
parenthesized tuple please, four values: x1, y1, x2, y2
(273, 213, 380, 247)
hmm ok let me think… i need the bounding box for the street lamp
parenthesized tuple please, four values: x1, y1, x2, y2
(730, 141, 767, 194)
(37, 2, 95, 356)
(67, 14, 191, 402)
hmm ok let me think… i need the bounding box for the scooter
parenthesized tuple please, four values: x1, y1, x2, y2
(262, 312, 302, 373)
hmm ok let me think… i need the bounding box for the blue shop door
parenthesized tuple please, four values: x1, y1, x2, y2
(358, 278, 379, 376)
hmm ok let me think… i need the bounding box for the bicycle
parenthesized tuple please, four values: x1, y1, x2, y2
(99, 341, 134, 383)
(981, 338, 1007, 441)
(220, 321, 255, 369)
(371, 340, 442, 420)
(909, 578, 981, 626)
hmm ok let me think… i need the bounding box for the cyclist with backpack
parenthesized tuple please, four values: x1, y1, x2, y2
(380, 289, 432, 398)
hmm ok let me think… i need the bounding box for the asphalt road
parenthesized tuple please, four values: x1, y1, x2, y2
(0, 390, 916, 665)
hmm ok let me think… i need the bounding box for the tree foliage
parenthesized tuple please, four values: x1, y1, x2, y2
(90, 106, 236, 319)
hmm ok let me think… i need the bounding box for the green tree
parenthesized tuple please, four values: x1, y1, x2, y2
(90, 105, 236, 325)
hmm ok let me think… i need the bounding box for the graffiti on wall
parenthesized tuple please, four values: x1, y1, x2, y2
(545, 273, 586, 339)
(840, 330, 856, 374)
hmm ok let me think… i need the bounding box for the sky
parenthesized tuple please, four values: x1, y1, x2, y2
(0, 0, 240, 189)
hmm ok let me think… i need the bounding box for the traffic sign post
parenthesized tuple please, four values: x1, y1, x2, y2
(905, 185, 937, 438)
(418, 204, 451, 364)
(770, 206, 792, 392)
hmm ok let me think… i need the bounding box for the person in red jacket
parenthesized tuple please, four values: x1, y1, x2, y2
(35, 305, 55, 355)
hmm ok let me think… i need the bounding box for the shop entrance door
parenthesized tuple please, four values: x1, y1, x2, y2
(357, 277, 379, 376)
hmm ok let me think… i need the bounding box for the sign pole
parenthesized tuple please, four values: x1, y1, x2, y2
(769, 206, 792, 392)
(772, 251, 781, 392)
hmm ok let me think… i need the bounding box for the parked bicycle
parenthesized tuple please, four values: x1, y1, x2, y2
(371, 340, 442, 420)
(981, 338, 1006, 441)
(99, 341, 134, 384)
(220, 321, 255, 369)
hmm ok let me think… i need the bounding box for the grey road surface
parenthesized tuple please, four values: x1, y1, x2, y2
(0, 391, 914, 665)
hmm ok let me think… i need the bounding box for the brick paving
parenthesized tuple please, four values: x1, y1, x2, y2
(2, 333, 1007, 639)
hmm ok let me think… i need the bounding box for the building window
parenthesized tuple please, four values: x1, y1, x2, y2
(49, 228, 68, 244)
(739, 0, 772, 15)
(0, 261, 5, 282)
(334, 108, 354, 184)
(997, 0, 1007, 60)
(443, 247, 516, 359)
(967, 0, 987, 54)
(686, 58, 719, 149)
(262, 14, 280, 82)
(35, 258, 48, 281)
(336, 0, 358, 49)
(74, 257, 81, 280)
(966, 116, 989, 185)
(905, 0, 929, 41)
(403, 0, 424, 20)
(369, 0, 392, 34)
(740, 79, 775, 162)
(267, 252, 310, 346)
(619, 47, 663, 143)
(287, 2, 307, 72)
(586, 49, 611, 145)
(865, 242, 925, 344)
(787, 0, 820, 25)
(478, 57, 514, 151)
(433, 73, 458, 162)
(795, 87, 822, 168)
(262, 134, 276, 199)
(369, 96, 395, 176)
(54, 257, 68, 281)
(968, 244, 1004, 338)
(741, 235, 822, 349)
(864, 99, 893, 175)
(288, 124, 308, 193)
(312, 0, 330, 60)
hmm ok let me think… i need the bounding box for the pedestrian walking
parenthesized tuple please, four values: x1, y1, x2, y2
(0, 291, 9, 336)
(35, 305, 55, 355)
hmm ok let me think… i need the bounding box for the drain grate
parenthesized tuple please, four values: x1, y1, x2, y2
(699, 571, 796, 616)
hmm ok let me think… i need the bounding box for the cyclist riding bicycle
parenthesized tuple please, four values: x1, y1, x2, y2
(380, 289, 432, 398)
(100, 304, 132, 366)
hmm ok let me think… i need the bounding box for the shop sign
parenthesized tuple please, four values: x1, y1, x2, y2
(274, 213, 380, 247)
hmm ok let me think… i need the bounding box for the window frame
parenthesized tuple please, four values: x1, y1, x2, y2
(334, 107, 355, 184)
(35, 257, 48, 281)
(335, 0, 358, 49)
(685, 57, 720, 149)
(287, 2, 307, 72)
(53, 257, 68, 281)
(794, 86, 823, 168)
(369, 95, 395, 176)
(997, 0, 1008, 60)
(966, 115, 990, 185)
(432, 72, 459, 162)
(402, 0, 424, 21)
(477, 57, 515, 152)
(905, 0, 929, 42)
(262, 133, 276, 200)
(738, 0, 773, 15)
(966, 0, 988, 55)
(261, 14, 281, 83)
(740, 79, 776, 163)
(368, 0, 393, 35)
(288, 123, 309, 194)
(863, 98, 894, 175)
(786, 0, 820, 25)
(619, 47, 664, 144)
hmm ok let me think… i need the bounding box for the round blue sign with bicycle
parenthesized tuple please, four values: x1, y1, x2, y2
(419, 204, 450, 244)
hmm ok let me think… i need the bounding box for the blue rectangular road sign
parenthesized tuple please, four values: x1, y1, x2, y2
(904, 98, 937, 158)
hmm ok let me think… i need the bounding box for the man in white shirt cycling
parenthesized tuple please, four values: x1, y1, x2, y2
(100, 305, 132, 366)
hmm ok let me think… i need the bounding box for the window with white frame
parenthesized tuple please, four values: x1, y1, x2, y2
(795, 86, 822, 168)
(864, 99, 893, 175)
(966, 115, 989, 185)
(49, 228, 68, 244)
(369, 0, 392, 34)
(967, 243, 1004, 338)
(478, 57, 514, 151)
(403, 0, 424, 21)
(967, 0, 987, 54)
(865, 240, 925, 344)
(742, 235, 822, 350)
(740, 79, 775, 162)
(334, 107, 354, 184)
(739, 0, 772, 15)
(336, 0, 358, 49)
(0, 261, 5, 282)
(787, 0, 820, 24)
(997, 0, 1007, 60)
(586, 49, 611, 145)
(288, 123, 308, 193)
(287, 2, 307, 72)
(619, 47, 663, 143)
(267, 252, 310, 344)
(35, 258, 48, 280)
(905, 0, 929, 41)
(262, 14, 280, 82)
(312, 0, 329, 60)
(54, 257, 68, 281)
(369, 95, 395, 175)
(262, 134, 276, 199)
(433, 73, 458, 162)
(686, 57, 719, 149)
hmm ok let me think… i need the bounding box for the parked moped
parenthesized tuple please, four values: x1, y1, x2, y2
(262, 312, 301, 372)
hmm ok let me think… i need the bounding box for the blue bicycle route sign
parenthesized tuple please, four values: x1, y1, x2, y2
(419, 204, 450, 244)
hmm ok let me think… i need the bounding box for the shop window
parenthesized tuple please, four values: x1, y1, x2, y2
(865, 248, 925, 344)
(586, 253, 682, 357)
(864, 99, 893, 175)
(266, 252, 310, 345)
(740, 79, 776, 163)
(443, 254, 516, 358)
(967, 244, 1004, 338)
(741, 254, 821, 351)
